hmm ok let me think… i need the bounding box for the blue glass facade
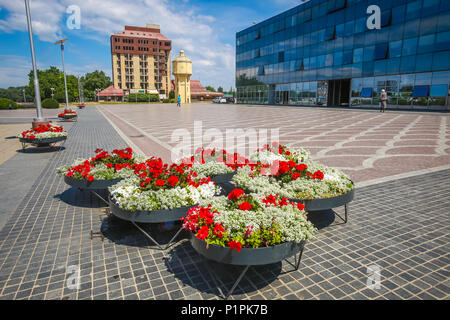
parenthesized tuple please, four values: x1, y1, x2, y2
(236, 0, 450, 110)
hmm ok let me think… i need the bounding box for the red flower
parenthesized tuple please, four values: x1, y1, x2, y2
(228, 241, 242, 252)
(199, 208, 214, 225)
(314, 170, 324, 180)
(238, 201, 252, 211)
(296, 164, 308, 171)
(297, 203, 305, 211)
(213, 223, 225, 238)
(155, 179, 165, 186)
(262, 194, 277, 206)
(66, 171, 73, 178)
(167, 176, 179, 187)
(196, 226, 209, 240)
(228, 189, 245, 200)
(87, 175, 94, 182)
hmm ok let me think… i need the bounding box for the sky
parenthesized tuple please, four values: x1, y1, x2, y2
(0, 0, 303, 90)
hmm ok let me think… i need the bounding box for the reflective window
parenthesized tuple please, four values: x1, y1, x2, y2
(430, 84, 448, 96)
(402, 38, 418, 56)
(375, 43, 388, 60)
(435, 31, 450, 51)
(412, 85, 429, 97)
(353, 48, 363, 63)
(418, 34, 435, 54)
(360, 87, 373, 98)
(389, 40, 403, 58)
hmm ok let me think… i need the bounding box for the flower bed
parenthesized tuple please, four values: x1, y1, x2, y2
(58, 109, 77, 119)
(234, 143, 354, 201)
(182, 189, 316, 252)
(108, 158, 220, 212)
(18, 123, 67, 143)
(57, 148, 145, 184)
(249, 142, 311, 164)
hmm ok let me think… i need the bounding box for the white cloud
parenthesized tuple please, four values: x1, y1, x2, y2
(0, 0, 236, 89)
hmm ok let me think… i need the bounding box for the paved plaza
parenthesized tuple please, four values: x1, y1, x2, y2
(0, 104, 449, 300)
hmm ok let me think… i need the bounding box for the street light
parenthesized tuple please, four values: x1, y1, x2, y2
(96, 88, 100, 103)
(55, 38, 70, 111)
(50, 87, 55, 99)
(24, 0, 46, 126)
(22, 88, 26, 103)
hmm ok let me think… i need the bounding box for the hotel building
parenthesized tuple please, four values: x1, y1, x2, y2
(111, 24, 172, 97)
(236, 0, 450, 110)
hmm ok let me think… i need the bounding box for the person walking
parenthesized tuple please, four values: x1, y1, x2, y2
(380, 89, 388, 113)
(177, 95, 181, 108)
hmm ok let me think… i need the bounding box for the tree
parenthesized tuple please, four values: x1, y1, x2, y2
(80, 70, 112, 101)
(217, 86, 224, 93)
(205, 86, 216, 92)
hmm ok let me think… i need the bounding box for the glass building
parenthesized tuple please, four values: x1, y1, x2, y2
(236, 0, 450, 110)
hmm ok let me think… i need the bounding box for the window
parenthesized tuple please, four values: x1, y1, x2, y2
(402, 38, 417, 56)
(360, 87, 373, 98)
(389, 40, 402, 58)
(418, 34, 435, 54)
(278, 52, 285, 63)
(430, 84, 448, 97)
(374, 43, 388, 60)
(412, 85, 429, 97)
(258, 65, 265, 76)
(342, 50, 353, 65)
(325, 26, 336, 41)
(435, 31, 450, 51)
(353, 48, 363, 63)
(381, 9, 392, 27)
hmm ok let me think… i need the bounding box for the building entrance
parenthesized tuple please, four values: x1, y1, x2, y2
(327, 79, 351, 107)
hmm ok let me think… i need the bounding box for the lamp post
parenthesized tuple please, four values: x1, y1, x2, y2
(24, 0, 47, 127)
(22, 88, 26, 103)
(96, 88, 100, 103)
(50, 87, 55, 99)
(55, 38, 70, 111)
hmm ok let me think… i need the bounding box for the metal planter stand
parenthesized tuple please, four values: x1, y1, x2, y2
(190, 236, 306, 299)
(109, 196, 195, 250)
(19, 136, 67, 149)
(58, 114, 77, 122)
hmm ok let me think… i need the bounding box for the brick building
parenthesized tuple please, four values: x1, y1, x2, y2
(111, 24, 172, 98)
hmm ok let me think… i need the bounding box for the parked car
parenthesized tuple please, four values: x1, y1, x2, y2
(219, 98, 227, 103)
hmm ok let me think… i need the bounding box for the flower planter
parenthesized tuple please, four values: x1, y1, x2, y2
(19, 136, 67, 148)
(191, 236, 305, 266)
(64, 175, 123, 190)
(290, 188, 355, 212)
(109, 196, 195, 224)
(59, 114, 77, 119)
(210, 172, 236, 185)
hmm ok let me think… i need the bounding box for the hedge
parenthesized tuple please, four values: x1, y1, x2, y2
(0, 98, 18, 109)
(42, 98, 60, 109)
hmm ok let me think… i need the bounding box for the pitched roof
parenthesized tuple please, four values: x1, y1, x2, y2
(96, 86, 124, 97)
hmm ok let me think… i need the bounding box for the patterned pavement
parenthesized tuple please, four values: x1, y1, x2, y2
(98, 104, 450, 185)
(0, 106, 448, 300)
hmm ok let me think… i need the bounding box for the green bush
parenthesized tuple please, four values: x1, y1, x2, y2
(169, 99, 175, 103)
(42, 98, 60, 109)
(128, 93, 160, 103)
(0, 98, 18, 109)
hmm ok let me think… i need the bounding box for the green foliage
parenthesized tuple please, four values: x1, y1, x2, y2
(205, 86, 216, 92)
(0, 98, 18, 109)
(127, 93, 159, 102)
(169, 90, 175, 99)
(80, 70, 112, 101)
(217, 86, 223, 93)
(0, 86, 32, 102)
(42, 98, 59, 109)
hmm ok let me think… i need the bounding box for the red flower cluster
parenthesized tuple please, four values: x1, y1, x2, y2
(262, 194, 306, 211)
(253, 159, 324, 183)
(20, 123, 65, 140)
(258, 142, 291, 157)
(65, 148, 137, 181)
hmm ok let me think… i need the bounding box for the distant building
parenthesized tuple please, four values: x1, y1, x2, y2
(171, 80, 224, 102)
(172, 50, 192, 103)
(96, 85, 125, 102)
(111, 24, 172, 98)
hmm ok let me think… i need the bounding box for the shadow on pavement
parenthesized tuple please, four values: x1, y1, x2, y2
(163, 241, 283, 299)
(17, 146, 65, 153)
(54, 187, 108, 209)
